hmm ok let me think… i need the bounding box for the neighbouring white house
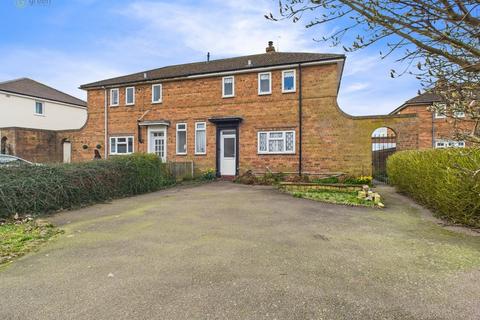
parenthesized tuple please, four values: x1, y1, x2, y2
(0, 78, 87, 163)
(0, 78, 87, 130)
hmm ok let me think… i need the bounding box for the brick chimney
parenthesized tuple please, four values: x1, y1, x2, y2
(265, 41, 275, 53)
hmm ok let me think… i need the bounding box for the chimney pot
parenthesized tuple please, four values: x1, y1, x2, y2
(266, 41, 275, 53)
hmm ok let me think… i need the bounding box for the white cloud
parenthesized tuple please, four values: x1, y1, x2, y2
(0, 48, 123, 100)
(116, 0, 325, 57)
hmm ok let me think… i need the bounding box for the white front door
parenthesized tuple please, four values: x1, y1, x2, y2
(63, 141, 71, 163)
(148, 127, 167, 162)
(220, 130, 236, 176)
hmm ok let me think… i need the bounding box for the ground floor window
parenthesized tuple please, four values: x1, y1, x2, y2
(435, 140, 465, 148)
(258, 130, 295, 154)
(110, 136, 134, 154)
(176, 123, 187, 155)
(195, 122, 206, 154)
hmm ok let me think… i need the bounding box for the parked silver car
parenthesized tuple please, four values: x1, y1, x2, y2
(0, 155, 33, 166)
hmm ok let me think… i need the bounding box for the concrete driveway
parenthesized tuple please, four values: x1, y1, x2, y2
(1, 182, 479, 320)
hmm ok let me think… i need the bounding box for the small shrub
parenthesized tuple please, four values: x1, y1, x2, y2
(201, 168, 217, 181)
(260, 172, 285, 185)
(0, 153, 175, 219)
(387, 148, 480, 227)
(344, 176, 373, 185)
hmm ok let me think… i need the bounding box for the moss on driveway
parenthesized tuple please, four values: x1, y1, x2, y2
(0, 182, 479, 319)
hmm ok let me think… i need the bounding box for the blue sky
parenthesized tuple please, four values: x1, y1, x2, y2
(0, 0, 422, 115)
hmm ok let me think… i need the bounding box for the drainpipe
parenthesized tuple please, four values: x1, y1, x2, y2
(431, 109, 435, 148)
(103, 87, 108, 159)
(298, 64, 303, 176)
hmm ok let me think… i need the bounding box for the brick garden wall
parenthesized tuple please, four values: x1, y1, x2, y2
(0, 127, 62, 163)
(67, 63, 419, 176)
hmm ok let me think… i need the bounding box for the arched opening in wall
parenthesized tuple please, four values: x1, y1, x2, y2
(1, 136, 8, 155)
(371, 127, 397, 182)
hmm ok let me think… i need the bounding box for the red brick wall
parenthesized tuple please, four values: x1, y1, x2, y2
(69, 63, 419, 176)
(0, 127, 62, 163)
(398, 104, 475, 148)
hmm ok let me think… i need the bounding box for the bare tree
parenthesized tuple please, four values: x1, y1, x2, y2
(268, 0, 480, 143)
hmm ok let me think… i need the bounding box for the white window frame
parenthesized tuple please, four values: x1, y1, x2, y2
(258, 72, 272, 95)
(282, 69, 296, 93)
(435, 140, 465, 149)
(257, 130, 296, 154)
(222, 76, 235, 98)
(34, 101, 45, 116)
(176, 123, 187, 155)
(110, 88, 119, 107)
(434, 103, 446, 119)
(125, 86, 135, 105)
(454, 111, 465, 118)
(152, 84, 162, 103)
(109, 136, 134, 155)
(195, 122, 207, 155)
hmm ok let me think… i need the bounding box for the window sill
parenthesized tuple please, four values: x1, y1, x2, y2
(125, 103, 135, 107)
(195, 152, 207, 156)
(222, 95, 235, 99)
(34, 113, 45, 117)
(282, 90, 296, 94)
(151, 101, 163, 104)
(110, 105, 119, 107)
(258, 92, 272, 96)
(258, 152, 296, 155)
(176, 153, 187, 156)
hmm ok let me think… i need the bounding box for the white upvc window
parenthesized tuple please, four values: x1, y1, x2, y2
(195, 122, 207, 154)
(435, 140, 465, 149)
(258, 130, 295, 154)
(222, 76, 235, 98)
(110, 136, 134, 155)
(152, 84, 162, 103)
(454, 111, 465, 118)
(282, 69, 296, 93)
(125, 86, 135, 105)
(34, 101, 45, 116)
(258, 72, 272, 95)
(110, 88, 119, 106)
(434, 103, 446, 119)
(176, 123, 187, 155)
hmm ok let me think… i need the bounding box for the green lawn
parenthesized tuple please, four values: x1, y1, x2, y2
(0, 221, 61, 266)
(291, 189, 376, 207)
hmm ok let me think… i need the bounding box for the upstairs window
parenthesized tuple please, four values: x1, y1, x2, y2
(125, 87, 135, 105)
(258, 130, 295, 154)
(258, 72, 272, 95)
(435, 140, 465, 149)
(176, 123, 187, 155)
(34, 101, 44, 115)
(222, 76, 235, 98)
(433, 103, 446, 119)
(110, 88, 119, 106)
(110, 136, 134, 154)
(195, 122, 207, 154)
(282, 70, 296, 93)
(152, 84, 162, 103)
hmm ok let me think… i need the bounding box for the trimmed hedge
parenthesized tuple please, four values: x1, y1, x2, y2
(387, 148, 480, 227)
(0, 153, 175, 219)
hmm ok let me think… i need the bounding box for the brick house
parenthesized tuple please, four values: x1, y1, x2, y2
(72, 42, 419, 177)
(390, 92, 475, 149)
(0, 78, 87, 163)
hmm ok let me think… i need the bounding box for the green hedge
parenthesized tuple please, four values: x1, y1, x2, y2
(0, 153, 175, 219)
(387, 148, 480, 227)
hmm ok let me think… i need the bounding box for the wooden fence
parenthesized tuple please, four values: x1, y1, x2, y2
(167, 161, 194, 180)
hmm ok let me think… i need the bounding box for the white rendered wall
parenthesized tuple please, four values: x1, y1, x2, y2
(0, 91, 87, 130)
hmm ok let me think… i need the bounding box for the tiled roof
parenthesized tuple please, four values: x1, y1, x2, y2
(80, 52, 345, 89)
(390, 92, 443, 114)
(0, 78, 86, 107)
